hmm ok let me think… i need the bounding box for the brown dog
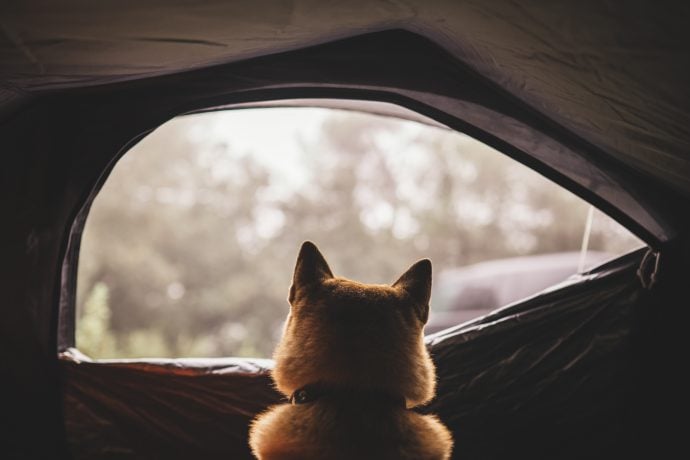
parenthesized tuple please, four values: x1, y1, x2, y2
(249, 241, 453, 459)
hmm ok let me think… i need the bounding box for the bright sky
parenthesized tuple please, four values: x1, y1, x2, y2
(180, 106, 435, 197)
(185, 108, 332, 191)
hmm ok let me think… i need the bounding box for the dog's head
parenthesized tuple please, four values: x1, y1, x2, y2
(272, 241, 436, 407)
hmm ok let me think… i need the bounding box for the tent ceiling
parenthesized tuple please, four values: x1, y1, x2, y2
(2, 1, 689, 209)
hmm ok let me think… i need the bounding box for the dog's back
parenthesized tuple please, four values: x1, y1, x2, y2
(249, 242, 453, 459)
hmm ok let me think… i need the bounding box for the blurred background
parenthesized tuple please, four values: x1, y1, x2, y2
(76, 105, 642, 359)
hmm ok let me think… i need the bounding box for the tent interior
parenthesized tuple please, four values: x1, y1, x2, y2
(1, 1, 688, 458)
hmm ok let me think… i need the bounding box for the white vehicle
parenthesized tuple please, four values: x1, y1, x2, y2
(426, 251, 613, 334)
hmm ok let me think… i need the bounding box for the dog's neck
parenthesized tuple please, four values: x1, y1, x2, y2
(289, 383, 407, 408)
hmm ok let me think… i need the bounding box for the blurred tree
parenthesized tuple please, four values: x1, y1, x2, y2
(76, 282, 117, 357)
(76, 109, 641, 359)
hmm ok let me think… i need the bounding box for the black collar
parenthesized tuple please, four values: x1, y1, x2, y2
(289, 383, 406, 408)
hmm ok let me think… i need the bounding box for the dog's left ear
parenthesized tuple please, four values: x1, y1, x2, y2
(289, 241, 334, 304)
(393, 259, 432, 323)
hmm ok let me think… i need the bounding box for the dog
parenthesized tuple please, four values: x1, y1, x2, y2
(249, 241, 453, 459)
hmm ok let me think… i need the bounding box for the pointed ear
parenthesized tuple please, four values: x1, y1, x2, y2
(289, 241, 334, 303)
(392, 259, 432, 323)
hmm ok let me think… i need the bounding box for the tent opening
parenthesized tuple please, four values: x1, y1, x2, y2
(69, 102, 642, 359)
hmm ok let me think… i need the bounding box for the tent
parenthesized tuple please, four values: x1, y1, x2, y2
(1, 1, 688, 458)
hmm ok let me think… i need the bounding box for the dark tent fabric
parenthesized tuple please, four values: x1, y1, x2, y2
(1, 2, 689, 459)
(61, 353, 279, 459)
(3, 1, 690, 199)
(60, 253, 652, 459)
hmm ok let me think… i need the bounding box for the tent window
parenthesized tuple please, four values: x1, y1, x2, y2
(73, 104, 642, 359)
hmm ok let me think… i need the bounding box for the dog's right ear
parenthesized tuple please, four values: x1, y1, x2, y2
(289, 241, 334, 303)
(393, 259, 432, 323)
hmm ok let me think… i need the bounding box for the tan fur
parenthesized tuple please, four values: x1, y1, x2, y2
(249, 242, 453, 459)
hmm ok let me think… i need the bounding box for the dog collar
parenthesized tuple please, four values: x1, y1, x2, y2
(289, 385, 321, 405)
(289, 384, 406, 408)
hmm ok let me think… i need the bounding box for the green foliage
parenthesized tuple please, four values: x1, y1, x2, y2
(76, 109, 642, 359)
(76, 282, 117, 357)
